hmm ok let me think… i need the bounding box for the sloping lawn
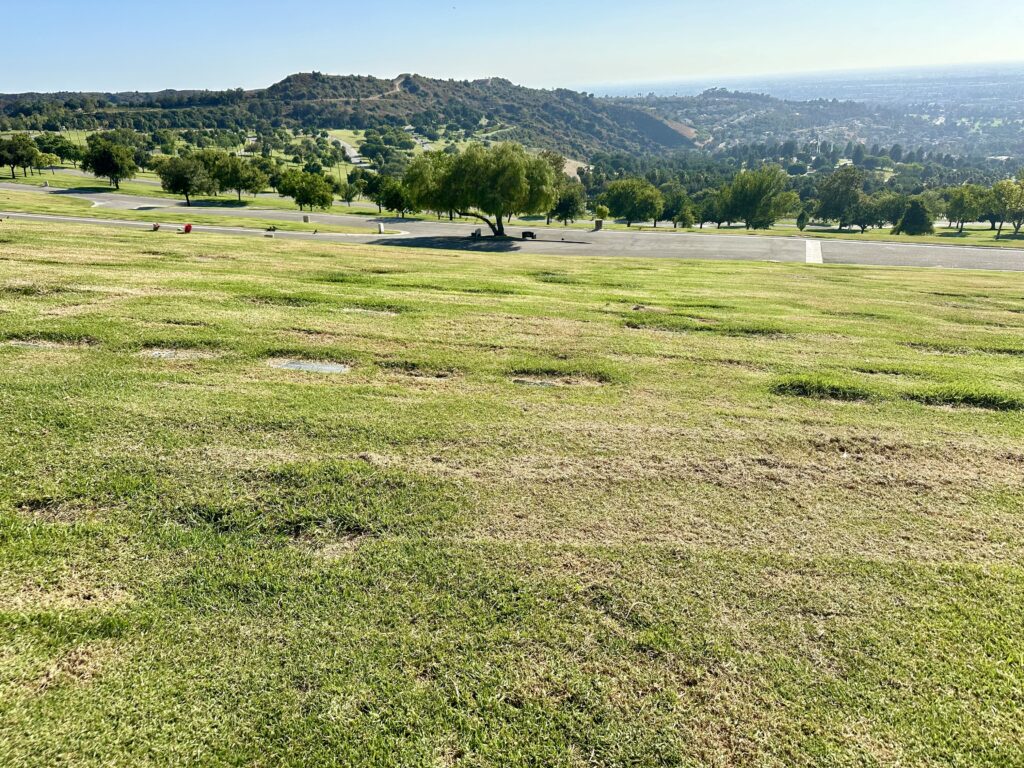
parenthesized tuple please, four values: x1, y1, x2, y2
(1, 221, 1022, 766)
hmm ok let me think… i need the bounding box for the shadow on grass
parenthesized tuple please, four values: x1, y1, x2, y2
(935, 230, 1024, 242)
(188, 199, 252, 209)
(366, 236, 523, 253)
(52, 186, 118, 196)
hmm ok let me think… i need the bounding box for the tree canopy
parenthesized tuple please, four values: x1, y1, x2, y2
(81, 136, 137, 189)
(550, 182, 587, 226)
(602, 178, 663, 227)
(892, 198, 935, 236)
(992, 176, 1024, 238)
(217, 155, 269, 201)
(278, 169, 334, 211)
(816, 166, 865, 229)
(405, 143, 556, 236)
(156, 156, 215, 206)
(0, 134, 40, 178)
(725, 165, 797, 229)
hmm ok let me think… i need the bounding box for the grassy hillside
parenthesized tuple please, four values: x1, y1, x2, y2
(1, 222, 1022, 765)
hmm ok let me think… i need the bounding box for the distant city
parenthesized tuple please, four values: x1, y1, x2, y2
(591, 61, 1024, 105)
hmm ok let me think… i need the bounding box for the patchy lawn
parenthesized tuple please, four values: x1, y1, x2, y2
(1, 221, 1022, 766)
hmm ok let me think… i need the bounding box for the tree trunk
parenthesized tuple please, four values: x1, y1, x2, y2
(185, 193, 191, 206)
(458, 211, 500, 236)
(997, 221, 1004, 240)
(237, 189, 242, 201)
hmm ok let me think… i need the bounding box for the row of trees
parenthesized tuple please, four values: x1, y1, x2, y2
(0, 134, 48, 177)
(0, 132, 140, 188)
(155, 152, 268, 204)
(797, 165, 1024, 238)
(320, 144, 1010, 239)
(9, 127, 1024, 238)
(401, 150, 1024, 238)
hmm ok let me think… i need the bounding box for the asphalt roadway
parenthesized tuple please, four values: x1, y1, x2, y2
(3, 182, 1024, 271)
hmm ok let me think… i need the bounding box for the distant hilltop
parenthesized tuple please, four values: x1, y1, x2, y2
(0, 72, 695, 159)
(4, 66, 1024, 160)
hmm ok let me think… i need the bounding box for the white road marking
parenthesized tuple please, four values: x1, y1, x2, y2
(805, 240, 823, 264)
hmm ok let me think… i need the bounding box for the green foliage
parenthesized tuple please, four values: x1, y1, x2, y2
(848, 194, 881, 233)
(945, 185, 984, 232)
(816, 165, 865, 229)
(156, 156, 216, 206)
(672, 203, 696, 228)
(872, 191, 910, 229)
(724, 165, 796, 229)
(217, 155, 269, 201)
(34, 133, 81, 166)
(404, 151, 459, 217)
(602, 178, 663, 226)
(659, 181, 696, 228)
(80, 136, 138, 189)
(278, 170, 334, 211)
(378, 177, 416, 217)
(406, 143, 555, 236)
(892, 199, 935, 236)
(550, 181, 587, 225)
(0, 133, 40, 178)
(992, 176, 1024, 238)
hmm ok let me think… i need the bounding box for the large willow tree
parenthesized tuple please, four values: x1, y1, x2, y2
(405, 142, 556, 236)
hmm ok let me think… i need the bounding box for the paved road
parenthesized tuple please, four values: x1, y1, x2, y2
(3, 183, 1024, 271)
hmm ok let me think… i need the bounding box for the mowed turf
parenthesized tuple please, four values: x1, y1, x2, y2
(0, 221, 1022, 767)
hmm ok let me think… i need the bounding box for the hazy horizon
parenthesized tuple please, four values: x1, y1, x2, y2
(5, 61, 1024, 105)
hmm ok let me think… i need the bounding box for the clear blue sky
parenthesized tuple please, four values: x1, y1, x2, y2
(3, 0, 1022, 93)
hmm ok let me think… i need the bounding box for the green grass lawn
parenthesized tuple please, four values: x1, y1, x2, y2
(1, 221, 1023, 766)
(0, 190, 383, 235)
(1, 170, 310, 212)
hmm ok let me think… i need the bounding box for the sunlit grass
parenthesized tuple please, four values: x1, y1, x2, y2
(0, 221, 1022, 766)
